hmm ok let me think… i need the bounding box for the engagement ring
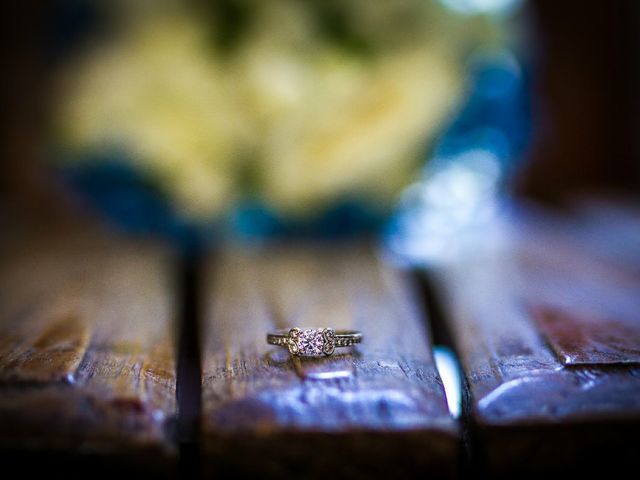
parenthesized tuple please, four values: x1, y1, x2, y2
(267, 328, 362, 357)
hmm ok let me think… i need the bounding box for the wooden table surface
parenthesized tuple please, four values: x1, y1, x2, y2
(201, 245, 457, 478)
(431, 201, 640, 476)
(0, 199, 638, 478)
(0, 229, 177, 477)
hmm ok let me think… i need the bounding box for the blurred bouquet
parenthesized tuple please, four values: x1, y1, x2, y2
(54, 0, 503, 229)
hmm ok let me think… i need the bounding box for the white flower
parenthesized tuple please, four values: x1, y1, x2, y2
(56, 1, 495, 220)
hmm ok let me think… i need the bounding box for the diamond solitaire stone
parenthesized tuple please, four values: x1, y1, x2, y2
(267, 327, 353, 356)
(296, 329, 325, 356)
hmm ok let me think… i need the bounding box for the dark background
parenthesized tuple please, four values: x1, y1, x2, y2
(2, 1, 639, 222)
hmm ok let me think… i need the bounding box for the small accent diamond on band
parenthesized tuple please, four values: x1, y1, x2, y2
(267, 328, 362, 357)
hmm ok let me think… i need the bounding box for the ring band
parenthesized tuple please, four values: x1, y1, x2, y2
(267, 328, 362, 357)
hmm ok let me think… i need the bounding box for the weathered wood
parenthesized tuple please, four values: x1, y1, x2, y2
(0, 229, 176, 473)
(201, 244, 457, 479)
(432, 205, 640, 475)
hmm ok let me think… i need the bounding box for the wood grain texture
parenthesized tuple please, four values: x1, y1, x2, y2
(0, 230, 176, 469)
(201, 244, 457, 479)
(531, 306, 640, 366)
(432, 205, 640, 475)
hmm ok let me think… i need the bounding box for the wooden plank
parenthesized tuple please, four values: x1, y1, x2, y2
(0, 229, 176, 474)
(432, 206, 640, 475)
(531, 306, 640, 366)
(201, 244, 457, 479)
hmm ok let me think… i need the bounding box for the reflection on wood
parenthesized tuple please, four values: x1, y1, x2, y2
(433, 205, 640, 475)
(201, 244, 457, 478)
